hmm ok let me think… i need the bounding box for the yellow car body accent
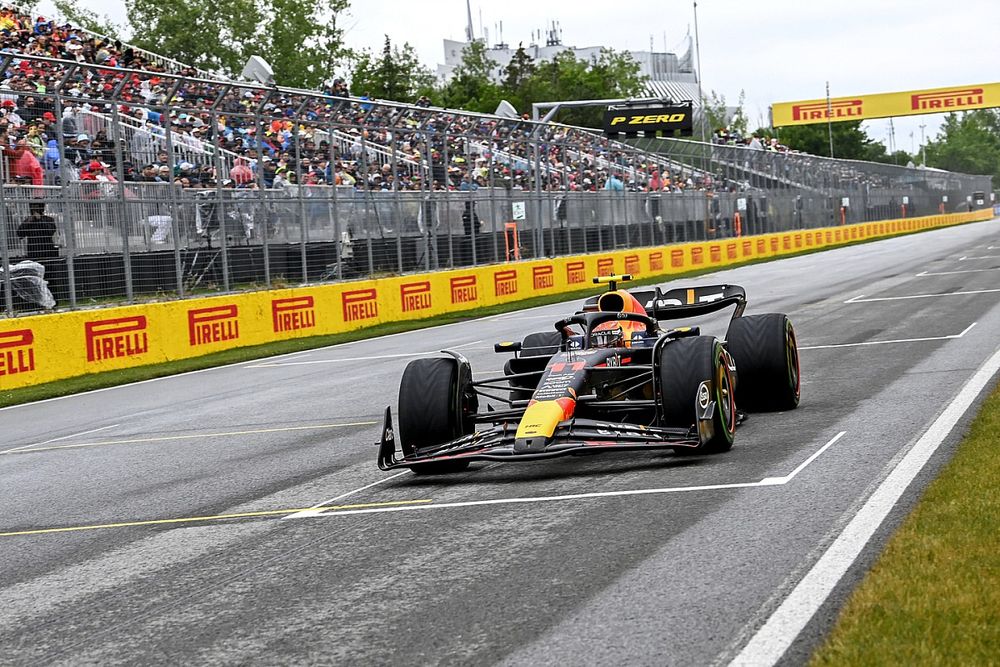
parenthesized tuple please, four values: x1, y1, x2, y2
(515, 401, 566, 440)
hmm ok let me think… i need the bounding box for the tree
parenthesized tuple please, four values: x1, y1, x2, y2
(350, 36, 436, 103)
(516, 48, 647, 127)
(776, 120, 885, 161)
(125, 0, 349, 88)
(703, 89, 748, 138)
(441, 40, 503, 113)
(925, 110, 1000, 181)
(500, 44, 536, 114)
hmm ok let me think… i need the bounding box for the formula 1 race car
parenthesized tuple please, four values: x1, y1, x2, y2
(378, 275, 799, 474)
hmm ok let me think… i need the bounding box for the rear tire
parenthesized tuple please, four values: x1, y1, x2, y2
(726, 314, 800, 412)
(397, 357, 476, 474)
(658, 336, 735, 454)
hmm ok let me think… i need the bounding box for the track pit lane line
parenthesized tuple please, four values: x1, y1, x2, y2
(0, 423, 120, 455)
(0, 421, 377, 456)
(284, 471, 412, 519)
(798, 323, 976, 350)
(0, 500, 433, 538)
(729, 344, 1000, 667)
(0, 432, 844, 538)
(845, 288, 1000, 303)
(246, 340, 484, 368)
(916, 267, 1000, 276)
(289, 431, 846, 520)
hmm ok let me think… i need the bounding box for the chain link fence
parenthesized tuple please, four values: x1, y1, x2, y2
(0, 53, 992, 316)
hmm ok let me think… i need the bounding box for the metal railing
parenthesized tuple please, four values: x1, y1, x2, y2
(0, 52, 992, 316)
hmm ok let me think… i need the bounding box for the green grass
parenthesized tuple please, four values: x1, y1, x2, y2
(0, 223, 972, 409)
(810, 385, 1000, 666)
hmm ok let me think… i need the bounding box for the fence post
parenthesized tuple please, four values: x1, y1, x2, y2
(0, 184, 12, 316)
(293, 119, 308, 283)
(254, 106, 271, 288)
(109, 103, 134, 302)
(328, 117, 343, 281)
(359, 128, 375, 277)
(390, 129, 404, 273)
(52, 87, 77, 308)
(210, 106, 231, 292)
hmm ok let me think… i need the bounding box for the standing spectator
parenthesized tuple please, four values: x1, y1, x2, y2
(229, 156, 253, 185)
(604, 172, 624, 192)
(17, 201, 58, 260)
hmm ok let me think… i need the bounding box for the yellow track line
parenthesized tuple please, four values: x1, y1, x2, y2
(0, 421, 377, 456)
(0, 499, 432, 537)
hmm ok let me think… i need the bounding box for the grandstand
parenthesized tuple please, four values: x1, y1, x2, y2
(0, 4, 991, 315)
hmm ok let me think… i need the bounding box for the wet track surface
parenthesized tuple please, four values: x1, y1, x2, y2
(3, 219, 1000, 665)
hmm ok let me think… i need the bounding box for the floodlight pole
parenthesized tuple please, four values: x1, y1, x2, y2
(826, 81, 835, 158)
(693, 1, 707, 144)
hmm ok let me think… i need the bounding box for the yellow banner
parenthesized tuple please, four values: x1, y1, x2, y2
(0, 210, 991, 391)
(771, 83, 1000, 127)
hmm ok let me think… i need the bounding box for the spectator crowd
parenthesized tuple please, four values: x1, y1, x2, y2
(0, 4, 896, 200)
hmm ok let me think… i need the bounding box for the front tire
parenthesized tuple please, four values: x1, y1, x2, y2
(726, 313, 800, 412)
(397, 357, 476, 474)
(658, 336, 735, 454)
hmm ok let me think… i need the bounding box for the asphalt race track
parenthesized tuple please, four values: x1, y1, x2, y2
(3, 218, 1000, 666)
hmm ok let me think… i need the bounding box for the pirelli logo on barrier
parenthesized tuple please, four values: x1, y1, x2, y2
(726, 243, 738, 261)
(912, 88, 983, 110)
(624, 255, 640, 275)
(709, 245, 722, 263)
(273, 296, 316, 332)
(86, 316, 148, 363)
(450, 276, 478, 304)
(188, 305, 239, 347)
(757, 239, 767, 254)
(597, 258, 614, 275)
(400, 281, 432, 313)
(691, 247, 704, 265)
(671, 249, 684, 268)
(342, 289, 378, 323)
(566, 261, 586, 285)
(742, 240, 753, 257)
(494, 270, 518, 297)
(649, 252, 664, 272)
(0, 329, 35, 377)
(533, 265, 554, 290)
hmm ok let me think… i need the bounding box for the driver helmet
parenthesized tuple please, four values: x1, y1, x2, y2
(591, 324, 624, 348)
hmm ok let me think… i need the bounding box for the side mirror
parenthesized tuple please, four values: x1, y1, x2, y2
(494, 341, 522, 353)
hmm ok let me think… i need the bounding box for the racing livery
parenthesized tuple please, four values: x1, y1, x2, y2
(379, 275, 800, 474)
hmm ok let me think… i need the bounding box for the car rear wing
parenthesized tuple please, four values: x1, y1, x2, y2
(583, 284, 747, 321)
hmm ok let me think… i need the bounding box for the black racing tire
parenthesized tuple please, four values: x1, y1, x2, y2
(658, 336, 736, 454)
(521, 331, 562, 357)
(397, 357, 475, 474)
(726, 313, 800, 412)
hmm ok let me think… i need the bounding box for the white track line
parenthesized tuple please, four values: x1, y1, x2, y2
(845, 288, 1000, 303)
(799, 323, 976, 350)
(286, 432, 846, 520)
(284, 472, 412, 519)
(916, 267, 1000, 276)
(729, 345, 1000, 666)
(0, 423, 120, 455)
(958, 254, 1000, 260)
